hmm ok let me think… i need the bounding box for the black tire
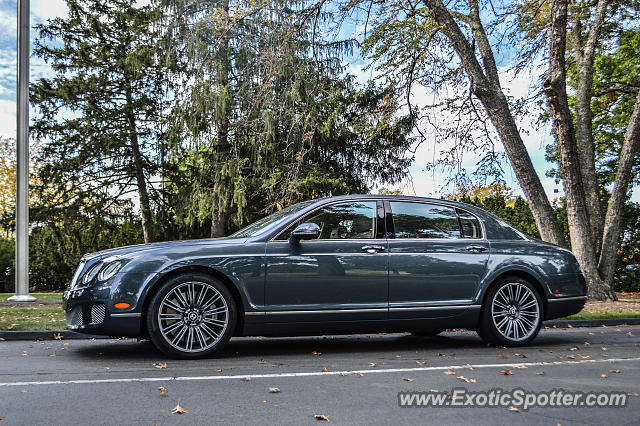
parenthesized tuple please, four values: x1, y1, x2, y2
(477, 276, 543, 347)
(146, 273, 237, 359)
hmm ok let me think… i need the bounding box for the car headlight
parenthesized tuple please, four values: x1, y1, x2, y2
(98, 260, 123, 281)
(82, 263, 102, 284)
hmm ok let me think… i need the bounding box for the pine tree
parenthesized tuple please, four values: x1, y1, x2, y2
(31, 0, 167, 243)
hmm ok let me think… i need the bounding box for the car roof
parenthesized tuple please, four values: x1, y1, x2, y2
(310, 194, 474, 209)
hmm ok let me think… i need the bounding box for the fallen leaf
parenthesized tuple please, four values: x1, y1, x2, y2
(579, 355, 591, 359)
(339, 373, 348, 376)
(566, 355, 576, 359)
(500, 369, 513, 375)
(354, 372, 363, 377)
(268, 387, 281, 393)
(321, 368, 328, 372)
(601, 374, 608, 378)
(569, 346, 579, 351)
(369, 362, 376, 367)
(628, 332, 634, 337)
(609, 370, 622, 374)
(259, 359, 266, 363)
(464, 363, 474, 370)
(514, 365, 528, 369)
(499, 354, 509, 359)
(216, 369, 223, 373)
(508, 406, 519, 412)
(0, 337, 4, 341)
(416, 361, 427, 366)
(20, 390, 27, 393)
(444, 369, 456, 375)
(536, 371, 545, 376)
(567, 324, 573, 328)
(241, 377, 252, 382)
(153, 362, 167, 369)
(584, 342, 591, 346)
(157, 387, 168, 395)
(514, 353, 527, 358)
(633, 392, 639, 397)
(403, 378, 415, 382)
(314, 414, 330, 421)
(456, 376, 476, 383)
(53, 333, 63, 340)
(171, 403, 187, 414)
(312, 351, 322, 356)
(601, 347, 608, 351)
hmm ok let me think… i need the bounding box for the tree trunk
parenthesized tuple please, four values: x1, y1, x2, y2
(210, 0, 231, 239)
(544, 0, 612, 300)
(572, 0, 609, 253)
(124, 76, 155, 243)
(598, 90, 640, 289)
(424, 0, 567, 247)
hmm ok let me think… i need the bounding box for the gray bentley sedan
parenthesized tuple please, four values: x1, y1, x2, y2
(63, 195, 587, 358)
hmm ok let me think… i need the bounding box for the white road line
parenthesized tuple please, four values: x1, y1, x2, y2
(1, 357, 638, 387)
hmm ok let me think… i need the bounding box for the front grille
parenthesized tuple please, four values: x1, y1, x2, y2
(90, 303, 106, 324)
(66, 305, 83, 327)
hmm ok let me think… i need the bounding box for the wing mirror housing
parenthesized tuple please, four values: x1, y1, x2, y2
(289, 222, 321, 244)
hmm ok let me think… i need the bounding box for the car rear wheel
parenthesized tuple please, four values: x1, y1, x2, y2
(146, 273, 237, 359)
(477, 277, 543, 346)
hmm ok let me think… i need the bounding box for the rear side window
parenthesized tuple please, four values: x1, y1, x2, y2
(457, 209, 482, 239)
(390, 202, 461, 239)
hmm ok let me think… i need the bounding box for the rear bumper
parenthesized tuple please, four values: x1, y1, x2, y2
(545, 295, 587, 320)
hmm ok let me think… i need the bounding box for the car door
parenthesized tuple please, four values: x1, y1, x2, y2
(386, 201, 489, 319)
(265, 199, 388, 322)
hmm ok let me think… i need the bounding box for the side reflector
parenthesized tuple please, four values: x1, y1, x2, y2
(114, 303, 130, 309)
(553, 290, 563, 295)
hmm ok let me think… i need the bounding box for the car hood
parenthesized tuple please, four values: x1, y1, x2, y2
(83, 237, 248, 261)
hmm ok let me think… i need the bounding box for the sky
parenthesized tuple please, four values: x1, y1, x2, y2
(0, 0, 635, 203)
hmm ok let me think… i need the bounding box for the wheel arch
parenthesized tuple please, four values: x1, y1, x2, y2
(478, 270, 548, 319)
(139, 265, 246, 339)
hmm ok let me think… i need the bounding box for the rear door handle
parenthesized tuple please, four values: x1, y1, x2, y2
(466, 245, 487, 253)
(362, 245, 385, 254)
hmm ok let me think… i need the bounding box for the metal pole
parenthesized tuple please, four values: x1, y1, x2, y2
(8, 0, 35, 302)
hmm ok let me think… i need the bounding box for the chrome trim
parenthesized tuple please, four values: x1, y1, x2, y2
(389, 305, 480, 312)
(245, 311, 264, 316)
(110, 312, 141, 318)
(547, 296, 588, 303)
(267, 308, 384, 315)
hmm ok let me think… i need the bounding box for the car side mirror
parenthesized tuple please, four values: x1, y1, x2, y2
(289, 222, 321, 244)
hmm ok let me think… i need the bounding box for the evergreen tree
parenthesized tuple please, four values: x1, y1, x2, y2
(31, 0, 167, 243)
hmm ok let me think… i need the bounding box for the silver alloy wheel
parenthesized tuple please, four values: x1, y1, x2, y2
(491, 282, 540, 342)
(158, 281, 229, 353)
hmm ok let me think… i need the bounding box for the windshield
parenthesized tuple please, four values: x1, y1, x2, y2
(231, 200, 316, 238)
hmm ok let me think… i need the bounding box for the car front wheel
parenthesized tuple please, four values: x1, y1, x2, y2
(477, 277, 543, 346)
(146, 273, 237, 359)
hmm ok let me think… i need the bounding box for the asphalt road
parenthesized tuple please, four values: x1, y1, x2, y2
(0, 325, 639, 425)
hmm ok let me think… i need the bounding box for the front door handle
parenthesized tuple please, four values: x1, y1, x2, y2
(466, 245, 487, 253)
(362, 245, 385, 254)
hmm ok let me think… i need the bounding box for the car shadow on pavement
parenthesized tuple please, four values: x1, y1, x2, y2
(69, 330, 587, 360)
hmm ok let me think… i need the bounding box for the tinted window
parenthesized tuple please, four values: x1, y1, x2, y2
(390, 202, 460, 239)
(278, 201, 377, 240)
(457, 209, 482, 239)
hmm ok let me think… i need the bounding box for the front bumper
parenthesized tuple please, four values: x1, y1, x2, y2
(63, 285, 141, 337)
(545, 295, 587, 320)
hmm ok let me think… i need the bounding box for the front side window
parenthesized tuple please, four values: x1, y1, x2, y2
(390, 202, 461, 239)
(277, 201, 377, 240)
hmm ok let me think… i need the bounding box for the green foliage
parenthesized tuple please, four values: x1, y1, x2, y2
(0, 238, 13, 291)
(31, 0, 167, 234)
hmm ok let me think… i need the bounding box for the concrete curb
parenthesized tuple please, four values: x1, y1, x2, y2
(0, 330, 109, 341)
(1, 318, 640, 341)
(544, 318, 640, 328)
